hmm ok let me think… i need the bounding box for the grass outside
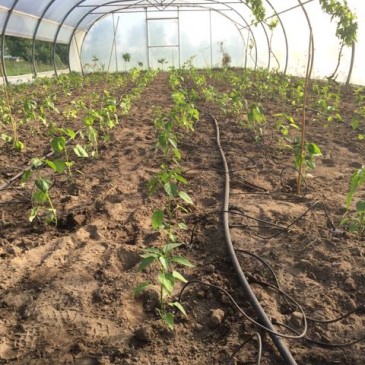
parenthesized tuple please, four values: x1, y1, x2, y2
(2, 60, 68, 77)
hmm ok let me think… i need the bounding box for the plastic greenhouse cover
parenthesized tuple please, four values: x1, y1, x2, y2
(0, 0, 364, 84)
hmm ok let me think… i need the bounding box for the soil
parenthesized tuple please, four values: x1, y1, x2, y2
(0, 70, 364, 365)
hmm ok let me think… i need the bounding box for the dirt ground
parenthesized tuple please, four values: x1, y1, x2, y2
(0, 71, 364, 365)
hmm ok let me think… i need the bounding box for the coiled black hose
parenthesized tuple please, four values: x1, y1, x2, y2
(202, 109, 299, 365)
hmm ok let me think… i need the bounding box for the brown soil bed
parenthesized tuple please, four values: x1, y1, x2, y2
(0, 71, 364, 365)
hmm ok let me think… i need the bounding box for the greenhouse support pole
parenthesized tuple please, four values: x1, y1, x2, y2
(209, 9, 213, 68)
(265, 0, 289, 74)
(1, 0, 20, 85)
(113, 13, 118, 72)
(32, 0, 58, 78)
(177, 7, 181, 68)
(145, 8, 150, 68)
(52, 1, 89, 77)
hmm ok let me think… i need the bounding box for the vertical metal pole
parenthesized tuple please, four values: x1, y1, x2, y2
(113, 13, 118, 72)
(1, 0, 20, 85)
(32, 0, 58, 78)
(73, 31, 85, 77)
(209, 9, 213, 68)
(145, 8, 150, 68)
(177, 6, 181, 68)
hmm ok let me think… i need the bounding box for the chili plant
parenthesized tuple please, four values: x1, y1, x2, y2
(0, 96, 24, 151)
(148, 165, 193, 239)
(134, 243, 194, 330)
(21, 158, 57, 225)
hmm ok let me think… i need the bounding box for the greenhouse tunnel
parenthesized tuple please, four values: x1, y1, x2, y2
(0, 0, 364, 85)
(0, 2, 365, 365)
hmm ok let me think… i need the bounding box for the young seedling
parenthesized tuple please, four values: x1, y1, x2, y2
(134, 243, 194, 330)
(21, 158, 57, 225)
(341, 200, 365, 237)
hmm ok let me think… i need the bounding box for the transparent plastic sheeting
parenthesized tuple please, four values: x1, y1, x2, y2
(0, 0, 364, 85)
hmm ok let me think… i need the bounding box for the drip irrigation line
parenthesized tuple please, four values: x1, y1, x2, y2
(236, 248, 365, 334)
(228, 332, 262, 365)
(307, 303, 365, 324)
(229, 200, 336, 239)
(179, 280, 307, 340)
(184, 165, 260, 175)
(200, 108, 299, 364)
(235, 249, 281, 290)
(0, 176, 31, 201)
(273, 321, 365, 348)
(0, 200, 30, 205)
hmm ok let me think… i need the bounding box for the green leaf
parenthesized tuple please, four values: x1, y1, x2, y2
(29, 207, 39, 222)
(168, 137, 177, 149)
(164, 182, 178, 198)
(346, 167, 365, 209)
(45, 159, 66, 174)
(159, 256, 170, 271)
(174, 148, 182, 161)
(307, 143, 322, 156)
(133, 282, 150, 297)
(356, 200, 365, 213)
(142, 247, 161, 254)
(178, 222, 188, 230)
(35, 178, 52, 193)
(151, 210, 164, 230)
(160, 311, 174, 330)
(175, 174, 187, 184)
(50, 136, 66, 153)
(1, 133, 12, 143)
(158, 272, 175, 295)
(171, 256, 194, 267)
(31, 157, 43, 168)
(172, 270, 187, 283)
(73, 144, 89, 157)
(14, 140, 24, 151)
(64, 128, 76, 139)
(162, 243, 182, 254)
(169, 301, 187, 316)
(349, 222, 359, 233)
(178, 191, 193, 205)
(33, 190, 48, 204)
(21, 170, 32, 185)
(138, 256, 156, 272)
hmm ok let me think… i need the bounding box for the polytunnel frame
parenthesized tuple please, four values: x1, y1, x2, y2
(0, 0, 281, 82)
(0, 1, 357, 85)
(62, 0, 263, 73)
(68, 0, 263, 73)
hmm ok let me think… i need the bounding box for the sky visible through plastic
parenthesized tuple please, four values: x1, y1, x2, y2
(0, 0, 364, 85)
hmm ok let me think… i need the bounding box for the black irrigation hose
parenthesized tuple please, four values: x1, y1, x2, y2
(235, 249, 281, 289)
(229, 200, 336, 239)
(179, 280, 307, 339)
(0, 176, 31, 201)
(228, 332, 262, 365)
(273, 321, 365, 348)
(236, 248, 365, 345)
(307, 302, 365, 324)
(201, 109, 299, 365)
